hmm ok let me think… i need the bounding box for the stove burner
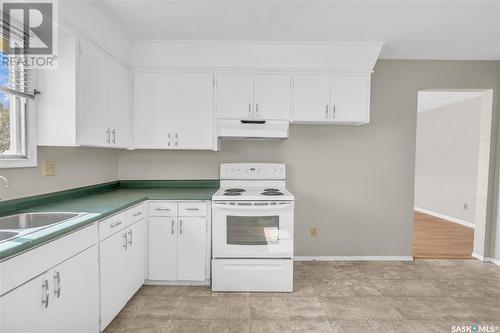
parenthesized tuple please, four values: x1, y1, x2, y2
(224, 188, 246, 193)
(223, 192, 241, 196)
(263, 188, 280, 192)
(262, 191, 284, 196)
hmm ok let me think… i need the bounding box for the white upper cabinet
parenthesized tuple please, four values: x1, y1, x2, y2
(292, 74, 330, 123)
(216, 73, 254, 119)
(79, 39, 110, 147)
(133, 72, 174, 149)
(37, 29, 131, 148)
(173, 73, 214, 150)
(292, 73, 371, 125)
(253, 74, 291, 120)
(216, 73, 291, 120)
(330, 74, 370, 124)
(133, 72, 216, 150)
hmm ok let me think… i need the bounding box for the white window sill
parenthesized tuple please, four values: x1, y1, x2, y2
(0, 156, 37, 168)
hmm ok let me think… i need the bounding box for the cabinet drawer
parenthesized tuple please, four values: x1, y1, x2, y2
(99, 211, 128, 240)
(178, 202, 207, 216)
(149, 202, 177, 217)
(129, 203, 146, 223)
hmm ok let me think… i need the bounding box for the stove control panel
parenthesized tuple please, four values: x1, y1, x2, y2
(220, 163, 286, 180)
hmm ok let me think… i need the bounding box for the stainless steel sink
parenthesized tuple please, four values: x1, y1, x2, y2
(0, 212, 83, 231)
(0, 231, 19, 242)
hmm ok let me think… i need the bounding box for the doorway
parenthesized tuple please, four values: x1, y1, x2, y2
(413, 89, 493, 259)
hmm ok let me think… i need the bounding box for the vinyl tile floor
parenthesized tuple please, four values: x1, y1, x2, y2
(104, 260, 500, 333)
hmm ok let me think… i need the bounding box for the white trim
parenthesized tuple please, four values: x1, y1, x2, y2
(144, 280, 210, 286)
(293, 256, 414, 262)
(471, 253, 500, 266)
(414, 207, 475, 229)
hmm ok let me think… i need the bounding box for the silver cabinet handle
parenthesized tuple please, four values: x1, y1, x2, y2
(110, 221, 123, 228)
(248, 103, 252, 118)
(105, 128, 110, 144)
(53, 271, 61, 298)
(175, 133, 178, 147)
(179, 219, 183, 235)
(168, 133, 171, 147)
(128, 229, 133, 246)
(171, 219, 175, 235)
(155, 208, 170, 211)
(133, 211, 142, 217)
(111, 129, 116, 144)
(41, 279, 49, 308)
(332, 105, 336, 119)
(325, 105, 329, 119)
(122, 232, 128, 250)
(255, 103, 259, 117)
(185, 208, 199, 211)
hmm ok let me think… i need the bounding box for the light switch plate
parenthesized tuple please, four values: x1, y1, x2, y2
(43, 160, 56, 176)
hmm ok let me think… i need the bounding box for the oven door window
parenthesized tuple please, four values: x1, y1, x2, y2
(227, 215, 279, 245)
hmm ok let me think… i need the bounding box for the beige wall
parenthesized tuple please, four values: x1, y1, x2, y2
(0, 147, 119, 200)
(415, 97, 483, 223)
(118, 60, 500, 257)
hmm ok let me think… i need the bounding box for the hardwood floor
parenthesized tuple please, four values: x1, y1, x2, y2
(413, 211, 474, 259)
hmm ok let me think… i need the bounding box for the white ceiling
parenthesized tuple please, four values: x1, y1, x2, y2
(96, 0, 500, 60)
(417, 91, 484, 113)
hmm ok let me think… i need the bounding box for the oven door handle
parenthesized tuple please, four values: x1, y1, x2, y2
(213, 202, 293, 210)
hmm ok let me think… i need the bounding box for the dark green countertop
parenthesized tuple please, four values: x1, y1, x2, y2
(0, 181, 218, 262)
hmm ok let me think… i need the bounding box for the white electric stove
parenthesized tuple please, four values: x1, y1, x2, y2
(211, 163, 294, 292)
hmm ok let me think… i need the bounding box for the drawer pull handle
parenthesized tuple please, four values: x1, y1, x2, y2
(133, 211, 143, 217)
(185, 208, 200, 211)
(110, 221, 123, 228)
(155, 208, 171, 211)
(41, 279, 49, 308)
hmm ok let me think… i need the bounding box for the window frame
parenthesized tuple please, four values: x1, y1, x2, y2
(0, 97, 36, 168)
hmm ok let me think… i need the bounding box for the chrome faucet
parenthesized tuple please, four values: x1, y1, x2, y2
(0, 176, 10, 189)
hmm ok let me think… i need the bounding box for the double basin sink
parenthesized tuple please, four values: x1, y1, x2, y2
(0, 212, 87, 243)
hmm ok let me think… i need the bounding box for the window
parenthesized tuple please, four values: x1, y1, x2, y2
(0, 53, 36, 168)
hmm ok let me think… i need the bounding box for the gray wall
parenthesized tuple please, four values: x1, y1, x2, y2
(0, 147, 119, 200)
(118, 60, 500, 257)
(415, 97, 483, 223)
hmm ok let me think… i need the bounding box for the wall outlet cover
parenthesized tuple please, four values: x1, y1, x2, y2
(311, 226, 318, 239)
(43, 160, 56, 176)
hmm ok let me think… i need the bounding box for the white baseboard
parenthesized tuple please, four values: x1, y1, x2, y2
(471, 253, 500, 266)
(144, 280, 210, 286)
(294, 256, 414, 262)
(414, 207, 475, 229)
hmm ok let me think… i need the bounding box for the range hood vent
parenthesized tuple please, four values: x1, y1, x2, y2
(217, 119, 289, 140)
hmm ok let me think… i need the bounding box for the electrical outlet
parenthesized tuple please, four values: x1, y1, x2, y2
(43, 160, 56, 176)
(464, 203, 468, 210)
(311, 226, 318, 239)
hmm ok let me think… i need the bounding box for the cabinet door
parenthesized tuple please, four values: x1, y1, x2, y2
(292, 74, 331, 123)
(173, 73, 214, 150)
(49, 245, 99, 333)
(133, 72, 174, 149)
(177, 217, 207, 281)
(0, 272, 52, 332)
(330, 74, 371, 124)
(109, 60, 131, 148)
(79, 39, 110, 147)
(100, 229, 129, 330)
(253, 74, 291, 120)
(216, 73, 254, 119)
(127, 219, 146, 294)
(149, 217, 177, 280)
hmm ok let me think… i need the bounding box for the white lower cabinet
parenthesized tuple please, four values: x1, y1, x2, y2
(148, 201, 210, 282)
(177, 217, 207, 281)
(99, 216, 146, 331)
(0, 244, 99, 333)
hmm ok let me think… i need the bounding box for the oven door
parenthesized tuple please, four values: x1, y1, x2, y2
(212, 201, 294, 258)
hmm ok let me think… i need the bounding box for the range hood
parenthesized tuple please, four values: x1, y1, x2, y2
(217, 119, 289, 139)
